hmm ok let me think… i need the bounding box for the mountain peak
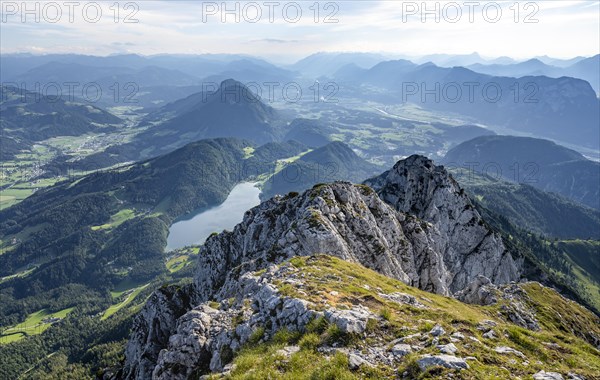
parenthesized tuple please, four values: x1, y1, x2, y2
(366, 156, 521, 292)
(219, 78, 245, 90)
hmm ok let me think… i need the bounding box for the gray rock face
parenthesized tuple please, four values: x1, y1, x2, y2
(457, 277, 540, 331)
(324, 306, 375, 334)
(437, 343, 458, 354)
(379, 292, 427, 308)
(152, 265, 321, 379)
(455, 275, 498, 305)
(193, 181, 452, 301)
(365, 155, 523, 293)
(390, 343, 413, 357)
(429, 324, 445, 337)
(417, 354, 469, 370)
(533, 371, 565, 380)
(347, 353, 372, 369)
(498, 283, 540, 331)
(122, 285, 194, 380)
(121, 156, 530, 378)
(495, 346, 526, 359)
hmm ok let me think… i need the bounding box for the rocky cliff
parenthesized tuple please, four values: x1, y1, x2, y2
(117, 156, 598, 380)
(364, 155, 522, 292)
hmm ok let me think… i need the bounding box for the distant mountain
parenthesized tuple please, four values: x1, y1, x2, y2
(5, 61, 203, 107)
(0, 85, 121, 159)
(10, 60, 201, 88)
(353, 61, 600, 149)
(565, 54, 600, 94)
(468, 55, 600, 94)
(0, 53, 272, 81)
(146, 54, 281, 78)
(443, 135, 600, 209)
(536, 55, 587, 68)
(200, 59, 296, 84)
(291, 52, 387, 77)
(467, 58, 559, 77)
(487, 56, 518, 65)
(137, 79, 281, 152)
(0, 54, 294, 108)
(261, 141, 380, 199)
(359, 59, 416, 86)
(71, 79, 283, 168)
(283, 118, 334, 148)
(414, 52, 486, 67)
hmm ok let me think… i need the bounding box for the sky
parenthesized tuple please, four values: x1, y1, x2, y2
(1, 1, 599, 62)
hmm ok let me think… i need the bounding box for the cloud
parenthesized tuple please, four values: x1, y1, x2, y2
(111, 42, 136, 47)
(250, 38, 300, 44)
(0, 0, 598, 60)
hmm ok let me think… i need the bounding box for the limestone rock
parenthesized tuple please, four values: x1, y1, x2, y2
(417, 354, 469, 371)
(437, 343, 458, 354)
(324, 305, 375, 334)
(365, 155, 523, 293)
(533, 371, 564, 380)
(390, 343, 413, 357)
(429, 324, 445, 336)
(495, 346, 526, 359)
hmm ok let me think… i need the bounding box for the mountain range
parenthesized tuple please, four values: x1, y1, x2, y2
(444, 135, 600, 210)
(467, 55, 600, 94)
(334, 61, 600, 150)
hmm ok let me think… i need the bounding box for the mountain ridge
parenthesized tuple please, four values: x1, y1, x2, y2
(118, 155, 600, 379)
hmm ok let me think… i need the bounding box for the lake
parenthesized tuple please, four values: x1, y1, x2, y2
(165, 182, 261, 251)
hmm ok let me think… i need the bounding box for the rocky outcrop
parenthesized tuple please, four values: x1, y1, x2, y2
(417, 354, 469, 371)
(456, 276, 541, 331)
(121, 156, 530, 379)
(193, 181, 452, 302)
(122, 285, 194, 380)
(455, 275, 498, 305)
(365, 155, 523, 293)
(150, 264, 320, 379)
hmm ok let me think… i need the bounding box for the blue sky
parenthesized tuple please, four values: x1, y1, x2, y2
(1, 1, 598, 62)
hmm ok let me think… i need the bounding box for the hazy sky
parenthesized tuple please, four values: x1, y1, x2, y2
(1, 1, 598, 62)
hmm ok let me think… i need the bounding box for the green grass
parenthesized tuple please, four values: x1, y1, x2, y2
(0, 307, 75, 344)
(0, 188, 34, 209)
(102, 284, 149, 320)
(166, 254, 193, 272)
(243, 255, 600, 379)
(0, 266, 36, 283)
(91, 209, 136, 231)
(271, 150, 314, 177)
(243, 147, 256, 159)
(228, 343, 366, 380)
(165, 246, 200, 272)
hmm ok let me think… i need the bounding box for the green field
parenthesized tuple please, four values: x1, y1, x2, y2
(0, 266, 36, 284)
(166, 246, 200, 273)
(265, 149, 313, 180)
(0, 188, 34, 209)
(102, 283, 149, 320)
(0, 307, 75, 344)
(91, 209, 136, 231)
(243, 146, 255, 159)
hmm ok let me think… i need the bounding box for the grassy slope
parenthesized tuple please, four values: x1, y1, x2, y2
(0, 307, 75, 344)
(220, 256, 600, 380)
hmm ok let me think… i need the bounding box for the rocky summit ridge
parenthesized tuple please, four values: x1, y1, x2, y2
(116, 156, 600, 380)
